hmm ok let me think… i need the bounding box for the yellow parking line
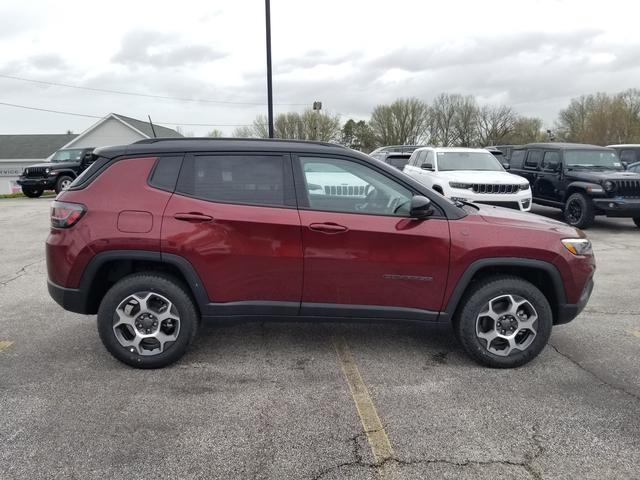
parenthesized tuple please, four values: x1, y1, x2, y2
(333, 336, 395, 472)
(0, 340, 14, 352)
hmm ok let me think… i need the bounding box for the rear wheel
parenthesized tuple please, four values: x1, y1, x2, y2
(97, 274, 199, 368)
(564, 192, 594, 229)
(55, 175, 74, 194)
(453, 276, 553, 368)
(634, 218, 640, 228)
(22, 187, 43, 198)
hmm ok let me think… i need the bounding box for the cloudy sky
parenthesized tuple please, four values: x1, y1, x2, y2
(1, 0, 639, 136)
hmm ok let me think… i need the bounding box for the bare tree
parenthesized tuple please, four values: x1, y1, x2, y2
(207, 129, 224, 137)
(476, 105, 517, 146)
(369, 98, 429, 145)
(429, 93, 460, 146)
(452, 95, 479, 147)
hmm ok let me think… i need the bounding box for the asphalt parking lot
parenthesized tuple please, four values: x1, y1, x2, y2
(0, 198, 638, 480)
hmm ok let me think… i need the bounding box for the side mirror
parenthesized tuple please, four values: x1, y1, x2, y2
(409, 195, 434, 219)
(622, 161, 628, 169)
(421, 163, 433, 170)
(502, 162, 510, 170)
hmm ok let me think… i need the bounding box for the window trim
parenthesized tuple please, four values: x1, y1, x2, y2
(173, 152, 298, 209)
(291, 152, 446, 218)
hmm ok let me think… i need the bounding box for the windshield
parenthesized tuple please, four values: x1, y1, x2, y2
(565, 150, 623, 170)
(51, 148, 85, 163)
(436, 151, 504, 171)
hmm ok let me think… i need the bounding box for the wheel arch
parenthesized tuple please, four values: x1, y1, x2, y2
(563, 181, 601, 202)
(442, 258, 566, 325)
(78, 250, 208, 315)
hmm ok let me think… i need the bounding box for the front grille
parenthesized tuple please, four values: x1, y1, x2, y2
(23, 167, 47, 178)
(615, 179, 640, 198)
(324, 185, 366, 196)
(471, 184, 520, 194)
(476, 201, 521, 210)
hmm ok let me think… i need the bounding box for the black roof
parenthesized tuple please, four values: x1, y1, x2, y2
(517, 142, 614, 150)
(95, 137, 351, 159)
(0, 134, 78, 159)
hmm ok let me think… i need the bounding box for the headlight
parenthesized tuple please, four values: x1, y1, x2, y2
(45, 168, 50, 174)
(603, 180, 615, 192)
(561, 238, 593, 256)
(519, 183, 530, 190)
(449, 182, 471, 189)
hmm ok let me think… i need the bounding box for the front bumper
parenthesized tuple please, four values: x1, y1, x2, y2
(556, 276, 594, 325)
(592, 197, 640, 217)
(17, 177, 56, 188)
(448, 189, 532, 211)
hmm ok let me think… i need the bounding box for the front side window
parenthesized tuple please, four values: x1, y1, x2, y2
(510, 150, 525, 169)
(435, 151, 503, 171)
(525, 150, 543, 169)
(177, 154, 286, 206)
(299, 156, 413, 216)
(542, 151, 561, 171)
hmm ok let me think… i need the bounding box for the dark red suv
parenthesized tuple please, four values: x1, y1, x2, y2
(46, 139, 595, 369)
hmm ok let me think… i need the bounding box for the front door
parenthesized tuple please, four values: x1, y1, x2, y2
(161, 153, 302, 315)
(294, 154, 450, 320)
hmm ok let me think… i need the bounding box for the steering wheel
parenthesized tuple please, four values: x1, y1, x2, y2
(393, 198, 411, 214)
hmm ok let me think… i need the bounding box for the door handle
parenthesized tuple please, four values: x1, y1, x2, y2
(174, 212, 213, 222)
(309, 222, 348, 234)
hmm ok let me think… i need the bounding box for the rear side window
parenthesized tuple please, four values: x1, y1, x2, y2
(176, 154, 290, 207)
(510, 150, 525, 169)
(525, 150, 543, 169)
(149, 156, 183, 192)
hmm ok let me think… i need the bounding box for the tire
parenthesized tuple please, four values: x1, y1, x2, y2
(563, 192, 594, 229)
(633, 218, 640, 229)
(22, 187, 43, 198)
(55, 175, 74, 194)
(453, 275, 553, 368)
(97, 273, 199, 368)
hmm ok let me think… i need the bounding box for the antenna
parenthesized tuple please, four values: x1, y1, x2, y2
(148, 115, 157, 138)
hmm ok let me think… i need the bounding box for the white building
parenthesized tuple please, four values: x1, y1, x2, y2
(0, 113, 182, 194)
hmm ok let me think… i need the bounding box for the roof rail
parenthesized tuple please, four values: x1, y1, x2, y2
(132, 137, 348, 149)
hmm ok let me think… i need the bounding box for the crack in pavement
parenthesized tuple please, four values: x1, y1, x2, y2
(0, 258, 45, 288)
(582, 308, 640, 316)
(549, 343, 640, 402)
(312, 424, 545, 479)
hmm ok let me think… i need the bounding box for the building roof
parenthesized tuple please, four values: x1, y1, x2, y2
(112, 113, 183, 139)
(0, 134, 78, 159)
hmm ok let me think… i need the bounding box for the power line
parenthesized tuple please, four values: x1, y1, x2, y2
(0, 73, 308, 107)
(0, 101, 261, 127)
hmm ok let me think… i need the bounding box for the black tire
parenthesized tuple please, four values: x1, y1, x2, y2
(453, 275, 553, 368)
(97, 273, 199, 368)
(563, 192, 594, 229)
(633, 218, 640, 229)
(22, 187, 43, 198)
(55, 175, 74, 194)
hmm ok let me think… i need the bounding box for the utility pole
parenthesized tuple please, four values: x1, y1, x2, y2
(265, 0, 274, 138)
(313, 101, 322, 140)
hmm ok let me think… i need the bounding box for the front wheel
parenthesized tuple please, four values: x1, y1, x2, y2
(564, 192, 594, 229)
(55, 175, 74, 194)
(97, 274, 199, 368)
(453, 276, 553, 368)
(22, 187, 43, 198)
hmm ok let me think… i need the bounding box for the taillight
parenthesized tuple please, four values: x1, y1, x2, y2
(51, 201, 86, 228)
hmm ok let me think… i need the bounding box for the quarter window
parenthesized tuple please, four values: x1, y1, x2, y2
(299, 156, 413, 216)
(176, 154, 287, 206)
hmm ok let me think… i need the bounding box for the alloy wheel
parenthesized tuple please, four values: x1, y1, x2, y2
(112, 292, 180, 356)
(475, 294, 538, 356)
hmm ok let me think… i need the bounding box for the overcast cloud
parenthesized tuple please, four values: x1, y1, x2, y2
(0, 0, 639, 136)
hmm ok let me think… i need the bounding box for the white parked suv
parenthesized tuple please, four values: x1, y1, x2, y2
(403, 147, 532, 211)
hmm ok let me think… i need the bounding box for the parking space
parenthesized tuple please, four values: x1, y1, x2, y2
(0, 198, 638, 479)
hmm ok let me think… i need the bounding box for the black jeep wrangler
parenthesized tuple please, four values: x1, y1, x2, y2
(17, 147, 95, 197)
(509, 143, 640, 228)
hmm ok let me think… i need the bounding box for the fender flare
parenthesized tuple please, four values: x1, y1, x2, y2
(441, 257, 567, 321)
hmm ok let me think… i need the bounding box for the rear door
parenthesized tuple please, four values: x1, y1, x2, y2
(161, 152, 303, 315)
(294, 154, 450, 319)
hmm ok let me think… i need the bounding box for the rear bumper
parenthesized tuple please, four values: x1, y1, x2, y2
(592, 198, 640, 217)
(47, 279, 90, 314)
(17, 177, 56, 188)
(555, 276, 594, 325)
